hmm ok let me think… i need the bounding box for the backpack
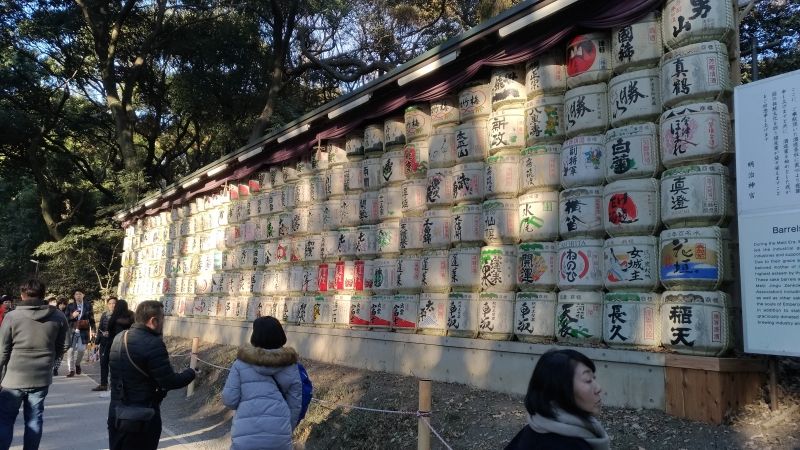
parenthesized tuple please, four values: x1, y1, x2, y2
(298, 363, 313, 421)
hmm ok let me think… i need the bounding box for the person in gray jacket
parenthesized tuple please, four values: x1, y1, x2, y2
(0, 279, 68, 449)
(222, 316, 302, 450)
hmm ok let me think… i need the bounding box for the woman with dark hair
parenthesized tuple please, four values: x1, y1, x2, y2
(506, 349, 609, 450)
(92, 299, 134, 391)
(52, 298, 70, 376)
(222, 316, 302, 450)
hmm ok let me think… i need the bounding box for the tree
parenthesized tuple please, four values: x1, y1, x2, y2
(739, 0, 800, 82)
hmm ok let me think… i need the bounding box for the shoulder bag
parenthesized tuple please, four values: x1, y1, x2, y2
(114, 330, 156, 433)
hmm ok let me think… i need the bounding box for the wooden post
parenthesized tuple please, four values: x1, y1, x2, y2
(187, 337, 200, 397)
(769, 357, 779, 410)
(418, 379, 432, 450)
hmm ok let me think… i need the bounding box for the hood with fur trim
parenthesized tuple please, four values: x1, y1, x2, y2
(237, 345, 298, 368)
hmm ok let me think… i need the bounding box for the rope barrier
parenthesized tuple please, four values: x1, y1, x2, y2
(420, 416, 455, 450)
(193, 355, 231, 371)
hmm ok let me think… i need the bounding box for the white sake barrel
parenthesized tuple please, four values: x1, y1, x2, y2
(322, 200, 339, 231)
(339, 194, 360, 228)
(283, 182, 297, 210)
(605, 123, 660, 181)
(369, 294, 393, 330)
(377, 220, 401, 256)
(344, 160, 364, 193)
(526, 49, 567, 96)
(290, 206, 310, 236)
(354, 225, 377, 258)
(558, 239, 604, 290)
(478, 292, 515, 340)
(556, 290, 604, 343)
(559, 186, 604, 238)
(372, 258, 398, 293)
(661, 290, 731, 356)
(608, 68, 661, 126)
(604, 178, 660, 236)
(517, 241, 558, 291)
(384, 116, 406, 148)
(451, 162, 485, 204)
(326, 165, 346, 198)
(252, 194, 268, 218)
(312, 146, 329, 174)
(480, 245, 517, 292)
(421, 249, 450, 293)
(303, 234, 322, 262)
(349, 294, 372, 329)
(297, 158, 314, 179)
(319, 231, 338, 261)
(659, 102, 731, 167)
(449, 247, 481, 292)
(396, 254, 422, 293)
(379, 148, 405, 187)
(291, 237, 307, 263)
(660, 226, 725, 290)
(425, 168, 454, 208)
(459, 80, 492, 121)
(454, 119, 490, 163)
(334, 259, 358, 292)
(403, 141, 429, 179)
(525, 95, 566, 145)
(362, 157, 383, 191)
(564, 83, 609, 138)
(311, 295, 332, 327)
(288, 265, 305, 292)
(378, 185, 403, 221)
(446, 292, 479, 338)
(282, 165, 298, 182)
(561, 135, 605, 188)
(604, 236, 660, 291)
(430, 96, 459, 127)
(331, 294, 351, 328)
(566, 33, 612, 88)
(275, 241, 291, 266)
(392, 294, 419, 332)
(663, 0, 735, 49)
(307, 204, 324, 235)
(423, 208, 451, 249)
(354, 259, 375, 292)
(518, 191, 559, 241)
(335, 228, 358, 258)
(428, 125, 457, 169)
(270, 167, 284, 188)
(603, 292, 661, 348)
(405, 104, 431, 142)
(364, 125, 384, 154)
(274, 267, 290, 293)
(482, 198, 519, 244)
(661, 164, 730, 227)
(268, 190, 284, 214)
(346, 132, 364, 157)
(661, 41, 731, 108)
(491, 65, 526, 109)
(400, 216, 425, 252)
(258, 171, 273, 192)
(402, 179, 427, 215)
(485, 153, 520, 199)
(418, 293, 449, 336)
(489, 107, 526, 154)
(327, 139, 347, 167)
(262, 242, 278, 267)
(359, 190, 380, 225)
(520, 145, 561, 192)
(450, 204, 483, 246)
(316, 263, 332, 293)
(515, 292, 557, 342)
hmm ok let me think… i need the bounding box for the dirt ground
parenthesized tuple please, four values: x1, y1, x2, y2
(159, 337, 800, 450)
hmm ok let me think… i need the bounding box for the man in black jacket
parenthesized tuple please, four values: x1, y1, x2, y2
(64, 288, 96, 377)
(107, 300, 195, 450)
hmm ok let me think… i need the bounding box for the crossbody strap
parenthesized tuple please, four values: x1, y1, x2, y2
(123, 331, 149, 379)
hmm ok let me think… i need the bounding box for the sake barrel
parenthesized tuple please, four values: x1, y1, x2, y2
(425, 168, 454, 208)
(402, 179, 427, 216)
(392, 294, 419, 332)
(480, 245, 517, 292)
(451, 162, 485, 204)
(564, 83, 609, 137)
(362, 157, 383, 191)
(326, 139, 347, 168)
(377, 219, 401, 256)
(483, 198, 519, 244)
(258, 171, 273, 192)
(660, 163, 730, 227)
(514, 292, 557, 342)
(364, 125, 384, 155)
(287, 265, 305, 293)
(396, 253, 422, 293)
(491, 65, 526, 109)
(359, 190, 380, 225)
(561, 135, 605, 188)
(605, 123, 660, 181)
(346, 132, 365, 157)
(608, 68, 661, 126)
(559, 186, 604, 238)
(556, 290, 604, 343)
(660, 290, 731, 356)
(403, 141, 429, 179)
(296, 158, 313, 179)
(660, 226, 725, 290)
(485, 153, 520, 199)
(525, 95, 566, 145)
(282, 165, 298, 182)
(604, 236, 660, 291)
(308, 204, 324, 235)
(430, 96, 460, 127)
(566, 33, 613, 88)
(349, 294, 372, 329)
(335, 259, 358, 292)
(339, 194, 360, 228)
(345, 160, 364, 193)
(400, 216, 425, 252)
(384, 116, 406, 148)
(518, 191, 559, 241)
(428, 125, 457, 169)
(604, 178, 661, 236)
(331, 294, 351, 328)
(421, 249, 450, 293)
(451, 204, 484, 246)
(660, 41, 731, 108)
(326, 165, 346, 198)
(422, 208, 452, 249)
(603, 292, 661, 348)
(372, 257, 398, 293)
(275, 242, 291, 266)
(270, 167, 285, 188)
(354, 259, 375, 292)
(517, 241, 558, 291)
(304, 234, 322, 262)
(268, 189, 284, 214)
(283, 182, 297, 210)
(525, 49, 567, 96)
(612, 12, 663, 72)
(520, 144, 561, 192)
(354, 225, 377, 258)
(405, 104, 431, 142)
(446, 292, 479, 338)
(418, 293, 449, 336)
(449, 247, 481, 292)
(380, 148, 406, 186)
(319, 231, 338, 261)
(489, 107, 526, 154)
(459, 80, 492, 121)
(558, 239, 604, 291)
(335, 228, 358, 258)
(663, 0, 735, 49)
(316, 263, 332, 293)
(290, 206, 310, 236)
(311, 295, 333, 327)
(378, 185, 403, 221)
(478, 292, 515, 340)
(660, 102, 731, 168)
(454, 119, 490, 163)
(369, 294, 393, 329)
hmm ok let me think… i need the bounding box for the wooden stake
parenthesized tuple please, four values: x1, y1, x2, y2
(187, 337, 200, 397)
(418, 379, 432, 450)
(769, 356, 779, 410)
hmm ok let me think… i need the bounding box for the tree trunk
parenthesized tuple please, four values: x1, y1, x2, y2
(249, 62, 286, 143)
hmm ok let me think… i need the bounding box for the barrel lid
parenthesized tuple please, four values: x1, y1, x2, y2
(558, 238, 604, 249)
(661, 290, 729, 305)
(560, 186, 603, 197)
(519, 241, 557, 252)
(609, 67, 660, 83)
(604, 177, 658, 192)
(516, 291, 557, 301)
(662, 40, 728, 61)
(557, 290, 603, 302)
(564, 134, 604, 146)
(452, 203, 482, 213)
(448, 292, 479, 300)
(662, 163, 729, 178)
(565, 82, 608, 97)
(604, 235, 657, 246)
(604, 292, 661, 303)
(526, 95, 564, 107)
(522, 144, 561, 155)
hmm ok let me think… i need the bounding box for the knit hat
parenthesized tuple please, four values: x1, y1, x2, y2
(250, 316, 287, 350)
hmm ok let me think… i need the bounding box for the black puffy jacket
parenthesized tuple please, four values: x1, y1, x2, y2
(108, 323, 195, 418)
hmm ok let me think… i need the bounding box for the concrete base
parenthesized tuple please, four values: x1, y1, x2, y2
(165, 316, 666, 410)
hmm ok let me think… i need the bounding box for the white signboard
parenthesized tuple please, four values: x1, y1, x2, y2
(735, 69, 800, 357)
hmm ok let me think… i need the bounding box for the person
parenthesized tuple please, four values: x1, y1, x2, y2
(93, 299, 134, 391)
(0, 295, 13, 327)
(52, 297, 70, 376)
(64, 288, 96, 377)
(222, 316, 302, 450)
(107, 300, 195, 450)
(505, 349, 609, 450)
(92, 297, 117, 390)
(0, 279, 68, 449)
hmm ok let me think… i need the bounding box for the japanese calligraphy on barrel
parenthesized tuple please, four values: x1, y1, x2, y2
(514, 292, 557, 342)
(660, 163, 731, 228)
(516, 241, 558, 291)
(446, 292, 478, 338)
(604, 236, 660, 291)
(556, 290, 604, 343)
(660, 290, 731, 356)
(566, 33, 613, 88)
(611, 12, 663, 73)
(660, 226, 725, 290)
